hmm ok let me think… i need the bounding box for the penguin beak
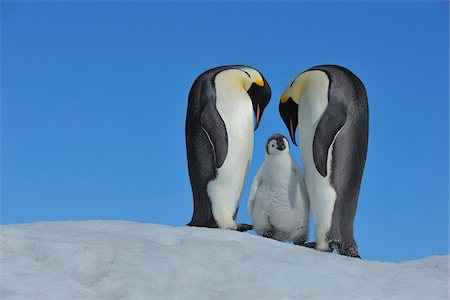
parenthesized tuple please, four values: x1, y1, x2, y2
(279, 97, 299, 146)
(254, 103, 261, 130)
(288, 118, 297, 146)
(276, 141, 286, 151)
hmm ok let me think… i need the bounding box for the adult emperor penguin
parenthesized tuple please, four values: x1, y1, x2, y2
(186, 65, 271, 231)
(279, 65, 368, 258)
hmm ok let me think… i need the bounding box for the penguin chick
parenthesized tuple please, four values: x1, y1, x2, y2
(247, 134, 309, 244)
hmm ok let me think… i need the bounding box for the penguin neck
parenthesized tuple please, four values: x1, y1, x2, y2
(266, 152, 291, 163)
(214, 71, 250, 100)
(297, 71, 330, 127)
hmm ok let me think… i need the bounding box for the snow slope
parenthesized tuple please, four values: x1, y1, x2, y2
(1, 221, 448, 300)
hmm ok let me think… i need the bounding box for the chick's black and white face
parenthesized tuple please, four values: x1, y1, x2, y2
(266, 135, 290, 155)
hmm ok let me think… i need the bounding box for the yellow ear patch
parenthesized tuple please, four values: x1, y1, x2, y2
(254, 78, 264, 87)
(280, 94, 290, 103)
(281, 72, 311, 105)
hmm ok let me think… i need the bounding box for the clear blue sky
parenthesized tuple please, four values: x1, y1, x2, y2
(2, 1, 448, 262)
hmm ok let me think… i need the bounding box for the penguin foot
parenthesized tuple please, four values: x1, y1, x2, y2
(303, 242, 336, 253)
(335, 243, 361, 259)
(236, 223, 253, 232)
(294, 238, 306, 246)
(262, 231, 274, 239)
(303, 242, 316, 249)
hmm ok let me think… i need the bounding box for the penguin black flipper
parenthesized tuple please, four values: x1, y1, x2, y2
(312, 101, 347, 177)
(199, 81, 228, 168)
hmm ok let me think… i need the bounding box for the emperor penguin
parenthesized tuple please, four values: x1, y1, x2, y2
(247, 134, 309, 244)
(279, 65, 368, 258)
(186, 65, 271, 231)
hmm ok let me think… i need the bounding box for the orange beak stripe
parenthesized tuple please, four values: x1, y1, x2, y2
(256, 105, 261, 125)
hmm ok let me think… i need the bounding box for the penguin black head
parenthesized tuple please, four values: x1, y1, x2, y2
(266, 134, 290, 155)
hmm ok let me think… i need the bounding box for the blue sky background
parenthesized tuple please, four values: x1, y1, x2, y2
(1, 1, 448, 262)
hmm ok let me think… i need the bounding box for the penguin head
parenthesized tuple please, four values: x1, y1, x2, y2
(219, 66, 271, 130)
(279, 72, 310, 146)
(239, 67, 271, 131)
(266, 134, 290, 156)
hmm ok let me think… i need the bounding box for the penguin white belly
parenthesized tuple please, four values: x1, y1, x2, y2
(207, 82, 254, 229)
(253, 158, 302, 234)
(298, 71, 336, 250)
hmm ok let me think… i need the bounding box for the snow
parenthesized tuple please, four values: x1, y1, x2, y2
(1, 221, 448, 300)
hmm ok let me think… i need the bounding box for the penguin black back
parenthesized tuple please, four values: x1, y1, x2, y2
(186, 66, 231, 227)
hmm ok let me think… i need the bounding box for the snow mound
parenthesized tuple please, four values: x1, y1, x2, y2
(1, 221, 448, 300)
